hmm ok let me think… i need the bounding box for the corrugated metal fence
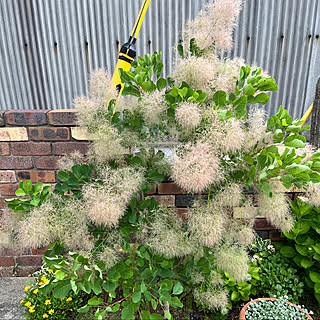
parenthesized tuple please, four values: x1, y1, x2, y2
(0, 0, 319, 120)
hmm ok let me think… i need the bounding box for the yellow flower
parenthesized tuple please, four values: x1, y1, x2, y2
(25, 301, 31, 308)
(24, 286, 30, 292)
(48, 269, 53, 274)
(66, 297, 72, 302)
(48, 309, 54, 315)
(61, 298, 64, 301)
(39, 282, 44, 286)
(41, 276, 48, 283)
(20, 300, 24, 304)
(43, 314, 49, 319)
(45, 300, 51, 305)
(29, 306, 35, 313)
(33, 289, 38, 294)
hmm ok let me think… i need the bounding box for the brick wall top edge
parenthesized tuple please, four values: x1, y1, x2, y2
(5, 110, 48, 126)
(1, 110, 80, 127)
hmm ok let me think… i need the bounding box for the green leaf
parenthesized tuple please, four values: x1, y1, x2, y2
(150, 314, 164, 320)
(157, 78, 167, 91)
(280, 246, 296, 258)
(254, 93, 270, 104)
(78, 305, 91, 313)
(94, 309, 107, 320)
(301, 258, 315, 269)
(23, 180, 33, 192)
(172, 281, 183, 295)
(57, 171, 69, 181)
(122, 85, 141, 97)
(15, 188, 26, 196)
(310, 271, 320, 283)
(170, 296, 183, 308)
(141, 80, 157, 92)
(177, 44, 184, 58)
(141, 281, 147, 293)
(53, 281, 71, 298)
(151, 298, 157, 310)
(243, 84, 255, 96)
(164, 311, 172, 320)
(132, 291, 141, 303)
(213, 90, 227, 106)
(121, 304, 134, 320)
(56, 270, 66, 280)
(88, 296, 104, 306)
(315, 283, 320, 293)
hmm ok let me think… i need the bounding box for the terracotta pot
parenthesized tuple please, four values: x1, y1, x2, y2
(239, 297, 313, 320)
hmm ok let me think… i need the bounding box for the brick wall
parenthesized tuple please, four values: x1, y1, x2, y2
(0, 110, 298, 276)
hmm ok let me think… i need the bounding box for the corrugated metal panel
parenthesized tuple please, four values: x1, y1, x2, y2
(0, 0, 319, 120)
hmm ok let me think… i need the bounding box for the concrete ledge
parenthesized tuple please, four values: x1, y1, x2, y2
(0, 277, 31, 319)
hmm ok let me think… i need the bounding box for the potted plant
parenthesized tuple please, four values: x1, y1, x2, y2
(239, 297, 313, 320)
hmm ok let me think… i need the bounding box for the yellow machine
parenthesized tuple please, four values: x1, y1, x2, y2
(112, 0, 151, 102)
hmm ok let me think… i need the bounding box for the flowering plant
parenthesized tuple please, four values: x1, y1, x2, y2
(21, 267, 83, 319)
(1, 0, 320, 318)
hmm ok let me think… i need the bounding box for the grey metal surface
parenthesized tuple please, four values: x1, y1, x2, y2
(0, 0, 319, 121)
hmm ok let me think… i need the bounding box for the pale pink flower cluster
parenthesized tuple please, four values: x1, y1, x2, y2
(227, 223, 256, 246)
(175, 102, 202, 130)
(140, 89, 167, 125)
(89, 69, 117, 105)
(90, 128, 126, 163)
(214, 183, 243, 208)
(172, 143, 223, 193)
(74, 96, 100, 128)
(188, 203, 225, 247)
(193, 288, 228, 312)
(303, 182, 320, 207)
(147, 208, 196, 258)
(83, 167, 144, 227)
(172, 55, 219, 92)
(183, 0, 242, 52)
(210, 58, 245, 93)
(205, 119, 246, 154)
(245, 108, 268, 150)
(214, 245, 249, 283)
(258, 189, 294, 232)
(58, 151, 86, 172)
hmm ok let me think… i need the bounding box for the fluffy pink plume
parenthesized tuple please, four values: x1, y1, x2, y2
(184, 0, 243, 52)
(172, 143, 223, 193)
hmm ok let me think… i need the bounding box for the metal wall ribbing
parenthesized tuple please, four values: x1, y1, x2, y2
(0, 0, 319, 120)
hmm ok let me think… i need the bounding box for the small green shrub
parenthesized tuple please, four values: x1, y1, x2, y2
(245, 298, 312, 320)
(277, 198, 320, 304)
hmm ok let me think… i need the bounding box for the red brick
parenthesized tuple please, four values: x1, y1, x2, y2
(0, 267, 13, 277)
(34, 156, 59, 169)
(158, 183, 185, 194)
(0, 256, 14, 266)
(16, 266, 40, 276)
(0, 247, 30, 256)
(269, 230, 286, 242)
(48, 110, 77, 125)
(12, 142, 51, 156)
(52, 142, 89, 155)
(31, 246, 49, 255)
(0, 170, 16, 182)
(0, 197, 12, 208)
(0, 184, 18, 196)
(0, 156, 33, 169)
(29, 127, 70, 141)
(253, 219, 274, 230)
(16, 255, 43, 266)
(146, 195, 175, 207)
(0, 143, 10, 155)
(176, 208, 190, 218)
(16, 170, 56, 183)
(5, 110, 48, 126)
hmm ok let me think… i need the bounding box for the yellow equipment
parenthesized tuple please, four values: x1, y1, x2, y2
(300, 103, 313, 126)
(112, 0, 151, 102)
